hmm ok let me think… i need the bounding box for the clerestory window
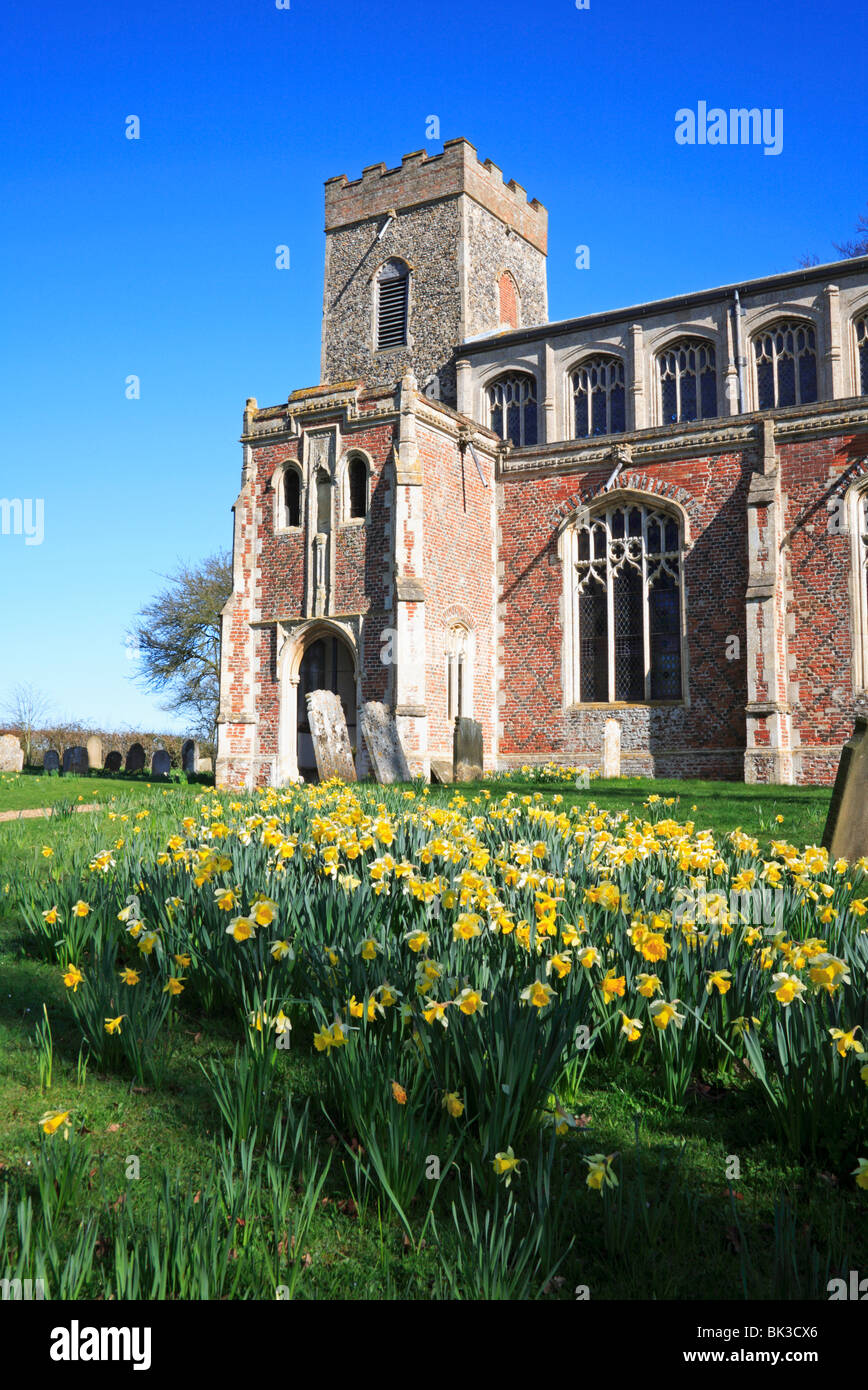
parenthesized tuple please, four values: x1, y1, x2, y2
(658, 338, 717, 423)
(753, 320, 818, 409)
(487, 372, 538, 448)
(571, 355, 626, 438)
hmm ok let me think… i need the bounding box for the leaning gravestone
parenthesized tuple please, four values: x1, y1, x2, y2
(430, 758, 453, 785)
(63, 746, 89, 776)
(125, 743, 145, 773)
(603, 719, 621, 778)
(823, 714, 868, 862)
(151, 750, 171, 777)
(86, 735, 103, 770)
(453, 717, 483, 781)
(43, 749, 60, 774)
(359, 701, 411, 784)
(104, 751, 122, 773)
(0, 734, 24, 772)
(305, 690, 357, 782)
(181, 738, 199, 774)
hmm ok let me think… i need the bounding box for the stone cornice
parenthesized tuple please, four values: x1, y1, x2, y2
(498, 399, 868, 480)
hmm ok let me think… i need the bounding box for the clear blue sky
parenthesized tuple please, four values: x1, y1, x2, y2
(1, 0, 864, 732)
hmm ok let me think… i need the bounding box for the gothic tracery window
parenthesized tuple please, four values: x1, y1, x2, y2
(658, 338, 717, 423)
(571, 355, 626, 438)
(564, 501, 684, 704)
(855, 314, 868, 396)
(376, 259, 410, 350)
(855, 487, 868, 691)
(487, 372, 538, 448)
(753, 320, 818, 409)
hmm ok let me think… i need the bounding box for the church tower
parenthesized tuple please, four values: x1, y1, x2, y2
(321, 138, 548, 407)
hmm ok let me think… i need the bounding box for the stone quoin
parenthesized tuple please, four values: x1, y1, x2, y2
(216, 138, 868, 789)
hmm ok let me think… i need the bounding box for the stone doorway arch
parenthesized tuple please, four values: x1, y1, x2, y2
(277, 621, 359, 783)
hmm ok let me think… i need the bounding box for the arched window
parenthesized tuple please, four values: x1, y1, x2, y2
(347, 456, 367, 520)
(376, 259, 409, 350)
(571, 355, 626, 438)
(658, 338, 717, 423)
(283, 468, 301, 528)
(487, 372, 538, 448)
(315, 468, 331, 533)
(753, 320, 818, 409)
(855, 314, 868, 396)
(563, 501, 684, 704)
(446, 624, 471, 720)
(852, 483, 868, 691)
(498, 271, 519, 330)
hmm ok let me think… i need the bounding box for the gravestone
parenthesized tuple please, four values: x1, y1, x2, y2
(125, 742, 145, 773)
(603, 719, 621, 778)
(86, 735, 103, 770)
(152, 750, 171, 777)
(453, 717, 483, 781)
(63, 746, 89, 776)
(430, 758, 454, 785)
(305, 690, 357, 782)
(359, 701, 411, 783)
(181, 738, 199, 774)
(0, 734, 24, 772)
(104, 751, 122, 773)
(822, 715, 868, 862)
(43, 749, 60, 774)
(197, 756, 213, 775)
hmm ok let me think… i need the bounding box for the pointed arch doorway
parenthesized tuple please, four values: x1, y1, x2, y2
(296, 630, 358, 780)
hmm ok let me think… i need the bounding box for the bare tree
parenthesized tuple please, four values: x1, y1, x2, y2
(2, 683, 52, 764)
(128, 551, 232, 745)
(834, 203, 868, 259)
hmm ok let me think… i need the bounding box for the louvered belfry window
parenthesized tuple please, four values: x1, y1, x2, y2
(376, 259, 409, 350)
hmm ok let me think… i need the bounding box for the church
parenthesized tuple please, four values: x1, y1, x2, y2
(215, 138, 868, 789)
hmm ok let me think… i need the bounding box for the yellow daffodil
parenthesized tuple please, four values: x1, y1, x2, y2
(443, 1091, 464, 1118)
(493, 1147, 521, 1186)
(829, 1026, 863, 1058)
(650, 999, 686, 1031)
(585, 1152, 618, 1194)
(521, 979, 554, 1009)
(771, 972, 807, 1006)
(104, 1015, 125, 1035)
(706, 969, 732, 995)
(62, 964, 84, 992)
(119, 967, 140, 986)
(40, 1110, 72, 1138)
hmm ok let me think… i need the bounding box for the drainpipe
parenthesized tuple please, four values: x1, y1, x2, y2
(733, 290, 746, 412)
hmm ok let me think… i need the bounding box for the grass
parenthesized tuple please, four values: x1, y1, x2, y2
(0, 770, 861, 1300)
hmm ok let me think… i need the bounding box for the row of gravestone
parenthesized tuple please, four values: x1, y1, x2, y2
(40, 738, 211, 777)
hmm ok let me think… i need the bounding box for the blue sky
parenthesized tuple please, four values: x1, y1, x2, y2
(0, 0, 864, 732)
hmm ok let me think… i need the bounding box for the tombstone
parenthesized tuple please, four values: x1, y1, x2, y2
(603, 719, 621, 778)
(125, 742, 146, 773)
(823, 715, 868, 862)
(197, 756, 213, 775)
(305, 690, 357, 782)
(453, 717, 483, 781)
(86, 735, 103, 770)
(151, 750, 171, 777)
(104, 750, 123, 773)
(430, 757, 454, 785)
(42, 749, 60, 774)
(0, 734, 24, 772)
(62, 745, 89, 776)
(181, 738, 198, 773)
(359, 702, 412, 784)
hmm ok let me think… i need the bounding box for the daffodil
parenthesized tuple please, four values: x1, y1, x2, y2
(771, 972, 807, 1006)
(706, 969, 732, 995)
(829, 1026, 863, 1058)
(40, 1110, 72, 1138)
(619, 1012, 643, 1042)
(72, 900, 91, 918)
(443, 1091, 464, 1118)
(650, 999, 686, 1031)
(493, 1147, 521, 1186)
(163, 976, 185, 996)
(521, 978, 554, 1009)
(119, 967, 140, 986)
(852, 1158, 868, 1190)
(585, 1152, 618, 1194)
(455, 987, 485, 1015)
(62, 964, 84, 992)
(391, 1081, 407, 1105)
(313, 1020, 348, 1054)
(104, 1015, 125, 1035)
(227, 916, 256, 943)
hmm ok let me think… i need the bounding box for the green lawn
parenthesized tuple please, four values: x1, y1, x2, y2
(0, 772, 861, 1300)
